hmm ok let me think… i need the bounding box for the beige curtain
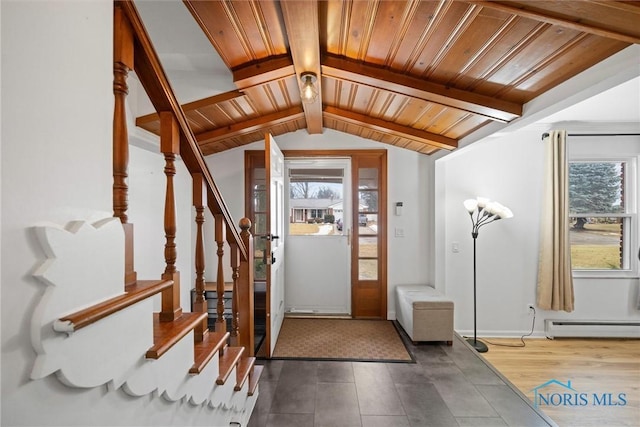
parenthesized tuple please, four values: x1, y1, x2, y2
(537, 130, 574, 312)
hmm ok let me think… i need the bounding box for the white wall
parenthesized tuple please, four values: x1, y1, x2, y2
(437, 127, 640, 337)
(1, 2, 197, 426)
(205, 128, 435, 318)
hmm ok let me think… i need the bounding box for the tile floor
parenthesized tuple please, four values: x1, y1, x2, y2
(248, 330, 555, 427)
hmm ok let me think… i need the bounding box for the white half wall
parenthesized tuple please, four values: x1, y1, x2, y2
(205, 128, 435, 319)
(1, 2, 198, 426)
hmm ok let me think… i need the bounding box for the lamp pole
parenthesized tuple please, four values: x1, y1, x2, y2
(469, 230, 488, 352)
(463, 197, 513, 353)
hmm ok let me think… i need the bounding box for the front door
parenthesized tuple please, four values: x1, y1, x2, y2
(246, 149, 388, 332)
(264, 133, 285, 357)
(284, 158, 352, 315)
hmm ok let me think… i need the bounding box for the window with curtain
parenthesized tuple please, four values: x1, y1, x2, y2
(569, 159, 637, 275)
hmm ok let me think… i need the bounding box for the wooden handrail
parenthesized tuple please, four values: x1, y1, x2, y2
(55, 280, 173, 333)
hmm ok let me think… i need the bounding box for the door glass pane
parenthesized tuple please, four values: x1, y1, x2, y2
(358, 168, 378, 189)
(252, 166, 267, 279)
(359, 259, 378, 280)
(359, 213, 378, 235)
(359, 236, 377, 258)
(254, 213, 267, 235)
(254, 238, 267, 280)
(358, 167, 379, 281)
(288, 168, 343, 236)
(254, 186, 266, 211)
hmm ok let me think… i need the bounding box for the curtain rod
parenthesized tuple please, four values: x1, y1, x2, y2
(541, 132, 640, 140)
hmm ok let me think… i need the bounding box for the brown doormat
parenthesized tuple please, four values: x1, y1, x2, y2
(271, 318, 414, 362)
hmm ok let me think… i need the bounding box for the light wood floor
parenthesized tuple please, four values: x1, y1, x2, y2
(480, 338, 640, 427)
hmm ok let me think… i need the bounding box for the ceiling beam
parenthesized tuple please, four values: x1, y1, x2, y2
(469, 1, 640, 44)
(136, 90, 245, 126)
(324, 106, 458, 151)
(196, 106, 305, 147)
(322, 54, 522, 123)
(280, 0, 323, 133)
(232, 55, 295, 89)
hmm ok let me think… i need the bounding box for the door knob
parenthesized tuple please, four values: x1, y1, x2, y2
(261, 234, 280, 241)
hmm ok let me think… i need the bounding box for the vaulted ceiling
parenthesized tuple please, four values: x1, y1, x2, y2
(135, 1, 640, 156)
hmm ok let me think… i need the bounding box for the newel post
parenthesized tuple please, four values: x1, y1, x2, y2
(159, 111, 182, 322)
(238, 218, 255, 355)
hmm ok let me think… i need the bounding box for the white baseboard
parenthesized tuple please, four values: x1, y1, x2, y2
(455, 329, 548, 339)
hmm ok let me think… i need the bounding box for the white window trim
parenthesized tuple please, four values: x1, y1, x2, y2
(568, 154, 638, 279)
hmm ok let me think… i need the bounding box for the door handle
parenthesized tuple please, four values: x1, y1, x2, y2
(261, 234, 280, 241)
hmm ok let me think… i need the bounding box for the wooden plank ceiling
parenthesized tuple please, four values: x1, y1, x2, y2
(136, 0, 640, 156)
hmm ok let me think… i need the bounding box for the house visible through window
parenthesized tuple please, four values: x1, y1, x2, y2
(288, 168, 344, 236)
(568, 161, 633, 272)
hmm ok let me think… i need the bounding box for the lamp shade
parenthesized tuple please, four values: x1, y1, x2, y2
(476, 197, 490, 208)
(463, 199, 478, 213)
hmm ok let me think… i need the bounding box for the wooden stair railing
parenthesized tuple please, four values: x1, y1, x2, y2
(44, 3, 262, 412)
(114, 0, 255, 354)
(112, 0, 260, 402)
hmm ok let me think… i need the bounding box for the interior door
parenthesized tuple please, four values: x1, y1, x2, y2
(265, 133, 285, 357)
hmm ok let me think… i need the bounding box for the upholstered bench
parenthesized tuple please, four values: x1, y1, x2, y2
(395, 285, 454, 345)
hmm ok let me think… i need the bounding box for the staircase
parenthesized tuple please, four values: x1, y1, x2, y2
(29, 2, 262, 426)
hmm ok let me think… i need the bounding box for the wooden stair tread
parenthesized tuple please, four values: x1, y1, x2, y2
(146, 312, 207, 359)
(189, 330, 229, 374)
(216, 346, 244, 385)
(55, 279, 173, 333)
(234, 356, 256, 391)
(247, 365, 263, 396)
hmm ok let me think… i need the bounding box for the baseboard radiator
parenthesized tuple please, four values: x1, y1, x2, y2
(545, 320, 640, 339)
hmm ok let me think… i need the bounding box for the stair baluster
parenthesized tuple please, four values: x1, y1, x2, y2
(193, 173, 208, 341)
(159, 112, 182, 322)
(229, 237, 240, 345)
(214, 213, 226, 333)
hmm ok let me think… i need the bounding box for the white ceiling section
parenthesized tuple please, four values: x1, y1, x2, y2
(541, 76, 639, 124)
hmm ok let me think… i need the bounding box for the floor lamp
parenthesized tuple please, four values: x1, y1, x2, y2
(463, 197, 513, 353)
